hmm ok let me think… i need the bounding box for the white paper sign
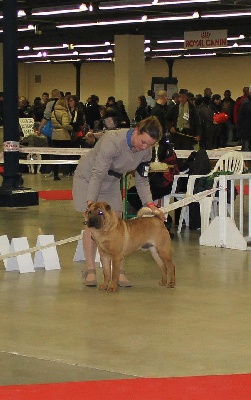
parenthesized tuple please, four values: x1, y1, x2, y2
(19, 118, 34, 137)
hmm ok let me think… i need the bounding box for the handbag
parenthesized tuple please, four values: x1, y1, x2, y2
(41, 119, 53, 138)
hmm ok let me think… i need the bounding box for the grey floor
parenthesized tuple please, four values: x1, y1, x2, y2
(0, 171, 251, 386)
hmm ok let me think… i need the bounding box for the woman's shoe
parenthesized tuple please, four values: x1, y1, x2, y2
(82, 268, 97, 287)
(118, 270, 132, 288)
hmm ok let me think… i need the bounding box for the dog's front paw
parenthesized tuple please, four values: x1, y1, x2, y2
(166, 281, 175, 288)
(107, 283, 119, 293)
(98, 283, 109, 290)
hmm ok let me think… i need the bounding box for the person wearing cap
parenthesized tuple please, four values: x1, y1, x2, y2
(236, 85, 251, 151)
(168, 89, 201, 150)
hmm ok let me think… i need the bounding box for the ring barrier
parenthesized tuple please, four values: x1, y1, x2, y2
(0, 188, 218, 273)
(200, 173, 251, 250)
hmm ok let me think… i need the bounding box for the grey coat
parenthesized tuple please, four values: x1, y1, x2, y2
(72, 129, 153, 212)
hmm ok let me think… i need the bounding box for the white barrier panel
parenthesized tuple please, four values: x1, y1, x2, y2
(0, 235, 10, 269)
(6, 237, 35, 273)
(200, 173, 251, 250)
(34, 235, 60, 270)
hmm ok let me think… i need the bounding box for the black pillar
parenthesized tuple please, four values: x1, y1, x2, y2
(2, 0, 20, 189)
(73, 61, 83, 99)
(0, 0, 38, 207)
(166, 59, 174, 79)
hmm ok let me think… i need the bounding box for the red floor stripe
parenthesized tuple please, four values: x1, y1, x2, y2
(1, 375, 251, 400)
(39, 190, 73, 200)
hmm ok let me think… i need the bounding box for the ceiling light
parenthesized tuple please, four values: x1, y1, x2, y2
(152, 47, 185, 52)
(88, 3, 94, 12)
(157, 39, 184, 43)
(73, 42, 111, 48)
(144, 47, 151, 52)
(142, 15, 148, 21)
(99, 0, 218, 9)
(85, 58, 113, 62)
(79, 50, 113, 56)
(184, 52, 216, 57)
(192, 11, 200, 18)
(18, 10, 26, 17)
(33, 45, 68, 50)
(57, 13, 199, 28)
(201, 9, 251, 18)
(32, 7, 84, 16)
(79, 3, 88, 11)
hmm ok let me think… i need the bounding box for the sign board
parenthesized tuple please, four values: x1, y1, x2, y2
(184, 30, 227, 50)
(19, 118, 34, 137)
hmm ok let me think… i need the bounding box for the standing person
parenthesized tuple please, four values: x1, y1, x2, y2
(38, 89, 61, 176)
(234, 86, 249, 125)
(146, 89, 156, 109)
(72, 116, 164, 287)
(84, 94, 100, 130)
(150, 90, 169, 137)
(221, 89, 236, 145)
(50, 97, 73, 180)
(168, 89, 201, 150)
(68, 95, 86, 174)
(236, 86, 251, 151)
(135, 95, 150, 122)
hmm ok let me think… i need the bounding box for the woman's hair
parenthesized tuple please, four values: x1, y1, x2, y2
(68, 95, 79, 108)
(137, 115, 162, 141)
(56, 97, 69, 109)
(138, 95, 147, 107)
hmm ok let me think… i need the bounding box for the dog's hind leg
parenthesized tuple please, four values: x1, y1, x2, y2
(149, 247, 175, 288)
(98, 252, 112, 291)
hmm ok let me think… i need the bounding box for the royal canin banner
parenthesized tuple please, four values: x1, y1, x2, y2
(184, 30, 228, 49)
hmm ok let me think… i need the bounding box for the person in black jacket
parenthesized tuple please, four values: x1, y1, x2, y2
(237, 86, 251, 151)
(168, 89, 201, 150)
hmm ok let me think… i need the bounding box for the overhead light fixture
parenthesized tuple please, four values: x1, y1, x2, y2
(18, 10, 26, 17)
(32, 6, 86, 16)
(33, 44, 68, 50)
(73, 42, 111, 48)
(99, 0, 218, 9)
(144, 47, 151, 52)
(201, 9, 251, 18)
(157, 39, 184, 43)
(142, 15, 148, 21)
(79, 3, 88, 11)
(88, 3, 94, 12)
(57, 12, 199, 29)
(85, 58, 113, 62)
(78, 50, 113, 56)
(18, 25, 35, 32)
(184, 52, 217, 57)
(152, 47, 185, 52)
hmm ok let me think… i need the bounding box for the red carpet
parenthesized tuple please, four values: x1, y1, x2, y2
(39, 190, 73, 200)
(1, 375, 251, 400)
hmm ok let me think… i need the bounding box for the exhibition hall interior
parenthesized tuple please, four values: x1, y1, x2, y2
(1, 1, 251, 399)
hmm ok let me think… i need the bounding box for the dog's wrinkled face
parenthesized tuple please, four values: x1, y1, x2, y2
(85, 202, 111, 230)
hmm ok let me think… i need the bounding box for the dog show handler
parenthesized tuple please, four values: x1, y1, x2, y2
(72, 115, 164, 287)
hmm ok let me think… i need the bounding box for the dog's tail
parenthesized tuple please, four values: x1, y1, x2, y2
(137, 207, 163, 220)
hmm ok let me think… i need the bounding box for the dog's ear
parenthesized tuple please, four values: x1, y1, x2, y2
(104, 203, 111, 212)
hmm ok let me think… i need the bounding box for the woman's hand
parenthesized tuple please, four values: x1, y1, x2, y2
(146, 202, 166, 221)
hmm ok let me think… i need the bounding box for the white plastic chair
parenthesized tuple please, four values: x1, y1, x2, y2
(185, 151, 244, 233)
(162, 151, 244, 233)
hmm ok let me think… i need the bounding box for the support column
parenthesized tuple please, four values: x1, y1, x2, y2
(114, 35, 145, 120)
(73, 61, 83, 100)
(0, 0, 38, 207)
